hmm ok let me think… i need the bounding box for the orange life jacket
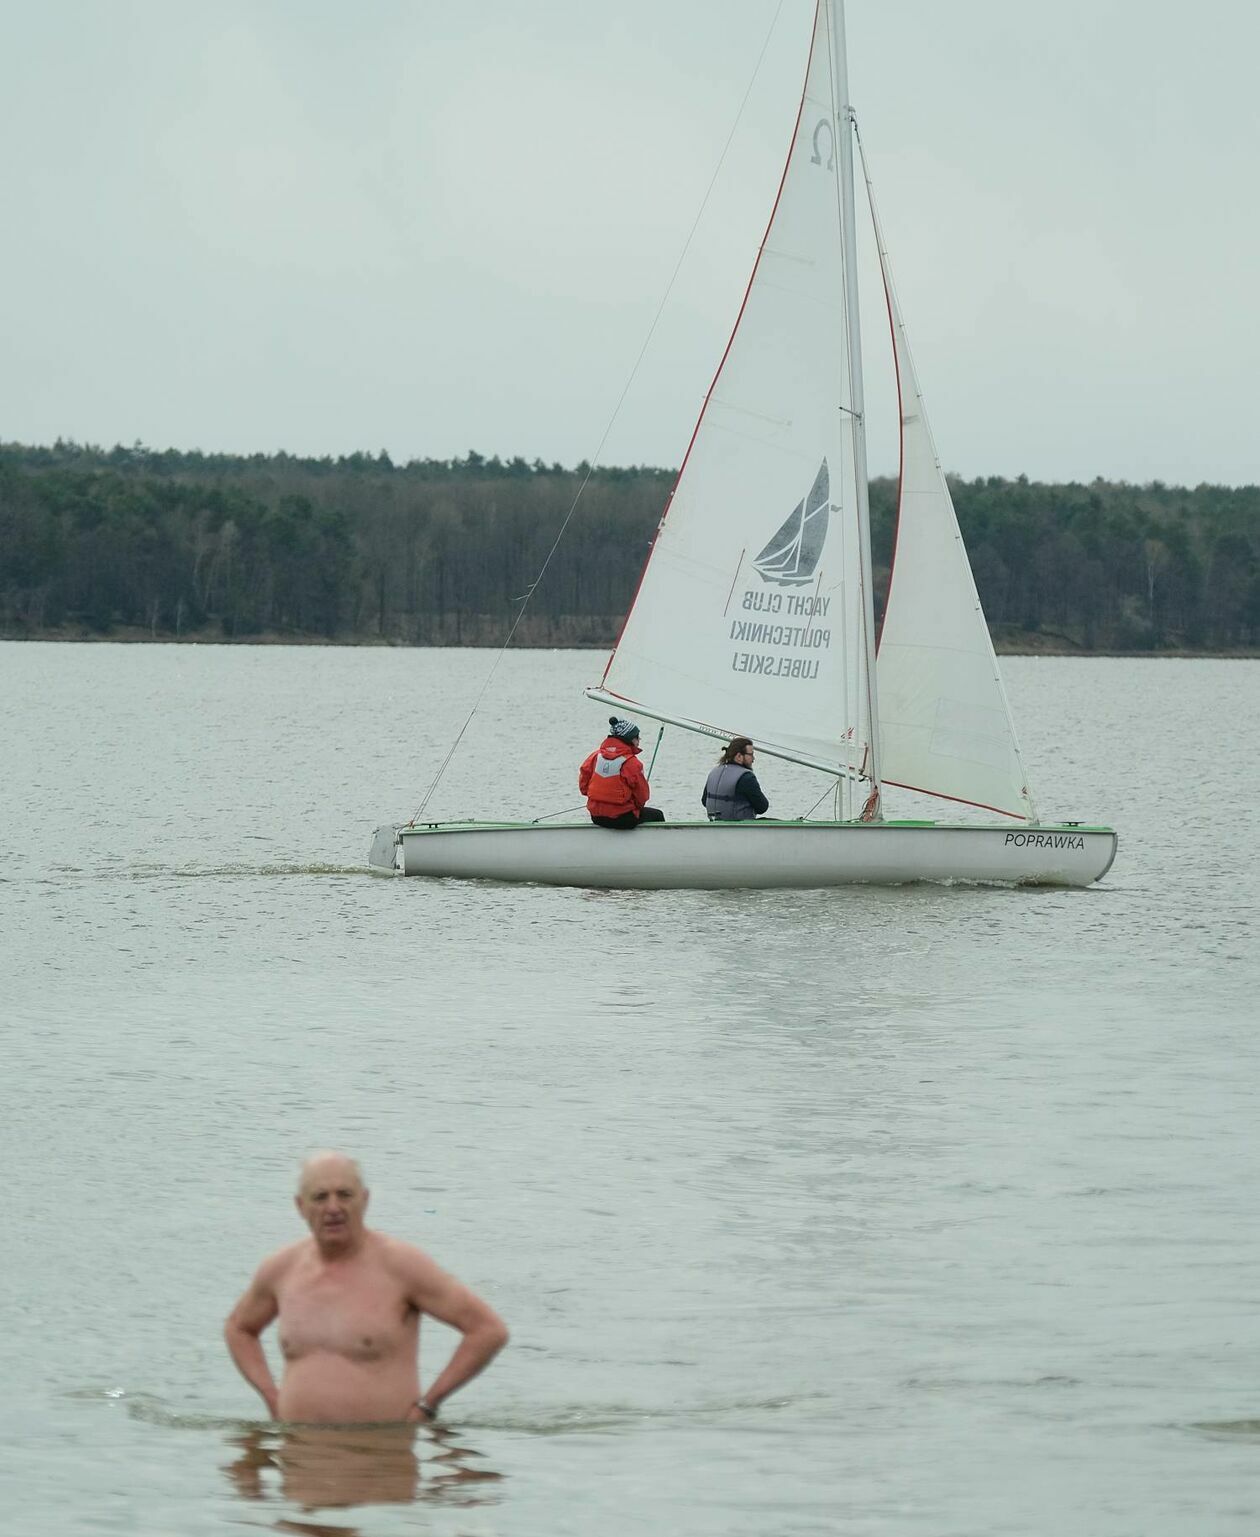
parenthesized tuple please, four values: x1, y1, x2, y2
(578, 736, 649, 818)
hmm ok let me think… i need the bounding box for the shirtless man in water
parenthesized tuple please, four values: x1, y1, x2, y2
(224, 1152, 508, 1424)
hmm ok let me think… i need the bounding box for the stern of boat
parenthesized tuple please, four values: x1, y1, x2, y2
(368, 824, 402, 874)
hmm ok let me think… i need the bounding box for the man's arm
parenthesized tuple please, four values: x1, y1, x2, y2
(739, 769, 769, 815)
(224, 1257, 284, 1418)
(395, 1245, 508, 1416)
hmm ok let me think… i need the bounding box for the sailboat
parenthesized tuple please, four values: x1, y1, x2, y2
(369, 0, 1116, 889)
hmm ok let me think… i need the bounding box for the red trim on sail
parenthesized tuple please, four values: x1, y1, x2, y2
(599, 1, 823, 689)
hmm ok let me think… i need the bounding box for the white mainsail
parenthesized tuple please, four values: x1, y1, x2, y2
(592, 2, 868, 774)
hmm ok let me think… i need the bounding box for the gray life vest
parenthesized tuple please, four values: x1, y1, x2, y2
(703, 762, 756, 820)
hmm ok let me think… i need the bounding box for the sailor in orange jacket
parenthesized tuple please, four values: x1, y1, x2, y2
(578, 718, 666, 830)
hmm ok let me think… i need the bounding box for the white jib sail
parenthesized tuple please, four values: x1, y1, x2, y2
(594, 2, 867, 774)
(864, 151, 1035, 820)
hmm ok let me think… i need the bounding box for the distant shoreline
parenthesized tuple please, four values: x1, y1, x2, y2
(3, 627, 1258, 659)
(5, 445, 1257, 656)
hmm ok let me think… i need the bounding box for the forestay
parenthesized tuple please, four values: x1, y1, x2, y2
(592, 3, 868, 775)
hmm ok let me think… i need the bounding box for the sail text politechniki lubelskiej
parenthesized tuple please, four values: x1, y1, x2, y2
(729, 620, 831, 649)
(731, 652, 822, 680)
(729, 598, 832, 681)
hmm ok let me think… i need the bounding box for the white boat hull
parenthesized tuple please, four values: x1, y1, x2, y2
(371, 820, 1117, 889)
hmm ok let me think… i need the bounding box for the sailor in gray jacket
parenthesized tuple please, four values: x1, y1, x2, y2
(702, 737, 770, 821)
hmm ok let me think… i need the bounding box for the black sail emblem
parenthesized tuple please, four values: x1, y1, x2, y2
(752, 460, 831, 587)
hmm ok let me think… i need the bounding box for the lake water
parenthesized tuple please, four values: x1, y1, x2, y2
(2, 643, 1259, 1536)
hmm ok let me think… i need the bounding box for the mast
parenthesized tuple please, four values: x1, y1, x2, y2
(829, 0, 883, 808)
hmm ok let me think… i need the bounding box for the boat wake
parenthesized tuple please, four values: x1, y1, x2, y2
(1187, 1419, 1260, 1442)
(49, 862, 372, 881)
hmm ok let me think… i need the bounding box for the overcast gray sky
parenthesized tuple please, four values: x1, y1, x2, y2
(1, 1, 1255, 485)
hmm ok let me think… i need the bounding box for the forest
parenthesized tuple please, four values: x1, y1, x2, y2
(1, 439, 1258, 652)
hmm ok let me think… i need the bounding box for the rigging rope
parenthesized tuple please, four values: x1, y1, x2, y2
(409, 0, 791, 824)
(645, 725, 665, 780)
(801, 779, 841, 820)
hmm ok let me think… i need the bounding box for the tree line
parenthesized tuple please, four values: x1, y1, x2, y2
(1, 439, 1257, 650)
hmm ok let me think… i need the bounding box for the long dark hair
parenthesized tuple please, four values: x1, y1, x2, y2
(719, 736, 753, 765)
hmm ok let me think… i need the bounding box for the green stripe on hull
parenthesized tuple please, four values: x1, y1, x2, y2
(399, 820, 1114, 834)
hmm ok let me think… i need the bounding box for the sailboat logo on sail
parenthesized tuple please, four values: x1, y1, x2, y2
(752, 460, 831, 587)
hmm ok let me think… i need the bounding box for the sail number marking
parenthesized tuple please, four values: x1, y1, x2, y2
(810, 118, 835, 170)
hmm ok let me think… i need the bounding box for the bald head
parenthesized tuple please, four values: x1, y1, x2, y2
(297, 1150, 365, 1196)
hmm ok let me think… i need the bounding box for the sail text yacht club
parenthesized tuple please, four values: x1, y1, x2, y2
(369, 0, 1117, 890)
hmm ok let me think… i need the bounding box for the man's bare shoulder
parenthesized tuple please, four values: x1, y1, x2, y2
(370, 1232, 454, 1295)
(372, 1231, 444, 1274)
(372, 1232, 505, 1337)
(255, 1237, 316, 1285)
